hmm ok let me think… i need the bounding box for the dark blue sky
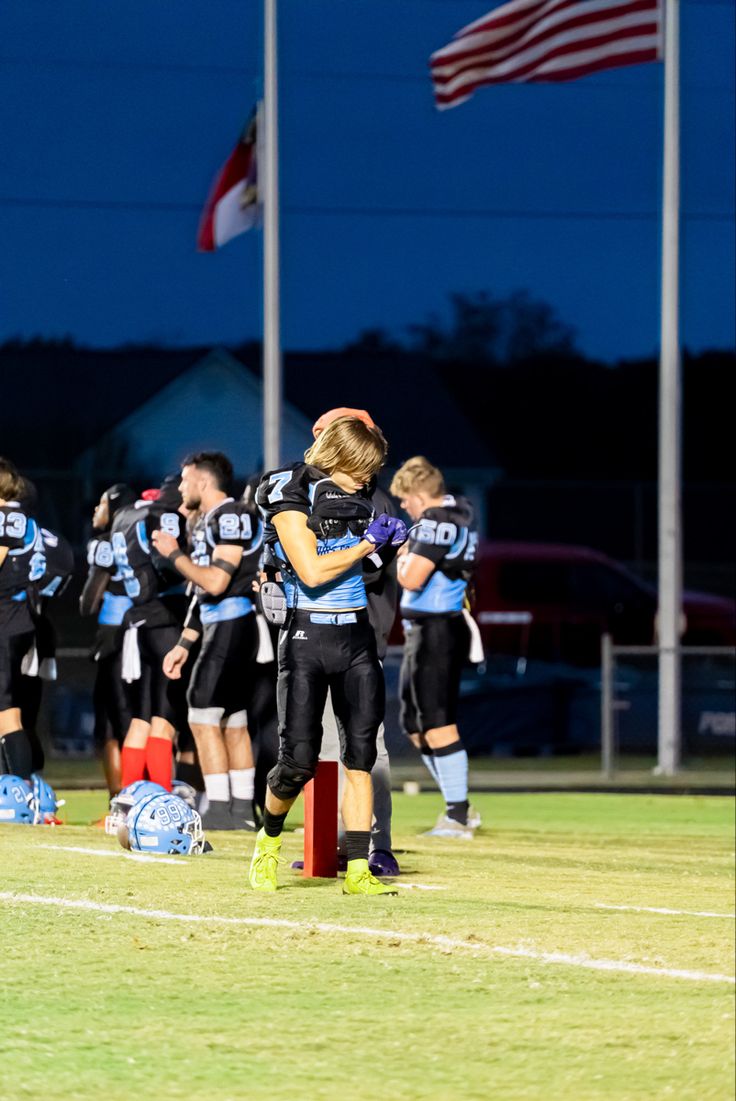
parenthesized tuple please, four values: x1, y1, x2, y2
(1, 0, 733, 361)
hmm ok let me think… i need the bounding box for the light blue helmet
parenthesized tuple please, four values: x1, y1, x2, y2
(0, 775, 35, 824)
(30, 774, 64, 824)
(123, 793, 205, 855)
(104, 780, 167, 836)
(171, 780, 198, 810)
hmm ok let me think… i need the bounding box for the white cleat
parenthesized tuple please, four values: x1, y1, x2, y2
(422, 814, 475, 841)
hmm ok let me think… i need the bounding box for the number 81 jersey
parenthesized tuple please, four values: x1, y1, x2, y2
(190, 498, 263, 605)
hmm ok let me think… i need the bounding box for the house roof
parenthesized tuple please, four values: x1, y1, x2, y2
(0, 342, 212, 466)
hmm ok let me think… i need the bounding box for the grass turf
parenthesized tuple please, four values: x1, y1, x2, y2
(1, 791, 734, 1101)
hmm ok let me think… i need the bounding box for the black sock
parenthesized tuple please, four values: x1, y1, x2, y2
(175, 761, 204, 791)
(27, 728, 45, 773)
(263, 808, 287, 838)
(344, 830, 371, 864)
(0, 730, 33, 780)
(446, 800, 470, 825)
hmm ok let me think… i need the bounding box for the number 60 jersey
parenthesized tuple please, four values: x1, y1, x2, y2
(189, 498, 264, 609)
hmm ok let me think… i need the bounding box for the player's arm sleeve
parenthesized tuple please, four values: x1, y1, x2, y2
(256, 467, 312, 521)
(210, 504, 250, 551)
(406, 512, 456, 567)
(147, 511, 186, 568)
(0, 506, 29, 551)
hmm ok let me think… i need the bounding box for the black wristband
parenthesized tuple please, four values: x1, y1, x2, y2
(212, 557, 237, 578)
(168, 548, 185, 565)
(178, 635, 195, 652)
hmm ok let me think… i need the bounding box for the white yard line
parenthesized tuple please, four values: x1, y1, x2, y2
(1, 891, 732, 985)
(395, 883, 448, 891)
(38, 844, 188, 867)
(596, 902, 735, 919)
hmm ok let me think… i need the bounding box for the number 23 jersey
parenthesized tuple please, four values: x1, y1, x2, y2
(0, 504, 41, 633)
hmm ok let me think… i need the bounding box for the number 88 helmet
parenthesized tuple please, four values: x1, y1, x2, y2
(121, 792, 205, 855)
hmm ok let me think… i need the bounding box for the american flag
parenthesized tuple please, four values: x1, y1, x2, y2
(430, 0, 662, 110)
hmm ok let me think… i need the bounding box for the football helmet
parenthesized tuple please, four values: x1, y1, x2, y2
(170, 780, 198, 810)
(0, 774, 35, 824)
(104, 780, 167, 835)
(123, 792, 205, 855)
(30, 774, 65, 825)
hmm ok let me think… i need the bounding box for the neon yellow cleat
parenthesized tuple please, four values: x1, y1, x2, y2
(248, 828, 282, 891)
(342, 858, 399, 896)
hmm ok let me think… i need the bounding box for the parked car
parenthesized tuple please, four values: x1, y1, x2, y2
(471, 542, 736, 666)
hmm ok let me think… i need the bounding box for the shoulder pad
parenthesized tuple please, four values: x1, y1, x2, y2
(257, 463, 320, 516)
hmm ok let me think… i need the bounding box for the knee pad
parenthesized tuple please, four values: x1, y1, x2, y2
(223, 710, 248, 730)
(267, 753, 318, 801)
(188, 706, 225, 727)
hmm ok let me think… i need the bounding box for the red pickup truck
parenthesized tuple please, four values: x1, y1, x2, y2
(471, 542, 736, 666)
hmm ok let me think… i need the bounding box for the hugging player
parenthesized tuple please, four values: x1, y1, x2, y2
(250, 415, 407, 895)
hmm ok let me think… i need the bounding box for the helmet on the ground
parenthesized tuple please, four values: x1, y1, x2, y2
(171, 780, 198, 810)
(122, 792, 205, 855)
(0, 775, 35, 824)
(30, 774, 64, 824)
(104, 780, 167, 835)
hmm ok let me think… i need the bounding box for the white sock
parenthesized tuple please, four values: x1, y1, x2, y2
(229, 768, 255, 801)
(204, 773, 230, 803)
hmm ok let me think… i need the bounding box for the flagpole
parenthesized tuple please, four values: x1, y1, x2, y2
(657, 0, 682, 775)
(263, 0, 282, 470)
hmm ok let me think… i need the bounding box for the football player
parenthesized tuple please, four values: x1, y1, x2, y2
(390, 456, 480, 839)
(154, 452, 264, 831)
(309, 408, 401, 876)
(0, 457, 43, 779)
(79, 483, 137, 794)
(249, 415, 407, 895)
(111, 479, 189, 791)
(17, 482, 75, 773)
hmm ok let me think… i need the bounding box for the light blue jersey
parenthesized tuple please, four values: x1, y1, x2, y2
(400, 495, 478, 617)
(257, 464, 373, 613)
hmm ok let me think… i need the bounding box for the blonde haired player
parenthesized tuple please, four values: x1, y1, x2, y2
(250, 416, 407, 894)
(391, 456, 480, 839)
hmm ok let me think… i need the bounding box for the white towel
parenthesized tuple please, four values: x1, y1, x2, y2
(463, 608, 485, 665)
(21, 641, 39, 677)
(255, 614, 275, 664)
(39, 657, 57, 682)
(122, 624, 142, 682)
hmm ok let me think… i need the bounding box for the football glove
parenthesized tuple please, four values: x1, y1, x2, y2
(364, 514, 407, 547)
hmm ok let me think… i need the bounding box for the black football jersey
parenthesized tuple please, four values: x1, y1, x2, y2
(401, 494, 478, 616)
(256, 463, 374, 612)
(32, 528, 74, 600)
(86, 533, 129, 599)
(110, 500, 187, 607)
(189, 497, 263, 606)
(0, 503, 44, 633)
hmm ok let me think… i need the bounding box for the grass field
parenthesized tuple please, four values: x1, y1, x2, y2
(1, 790, 734, 1101)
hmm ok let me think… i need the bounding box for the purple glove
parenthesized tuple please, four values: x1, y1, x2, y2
(364, 514, 408, 547)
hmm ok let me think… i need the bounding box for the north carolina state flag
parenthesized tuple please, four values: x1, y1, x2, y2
(197, 108, 261, 251)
